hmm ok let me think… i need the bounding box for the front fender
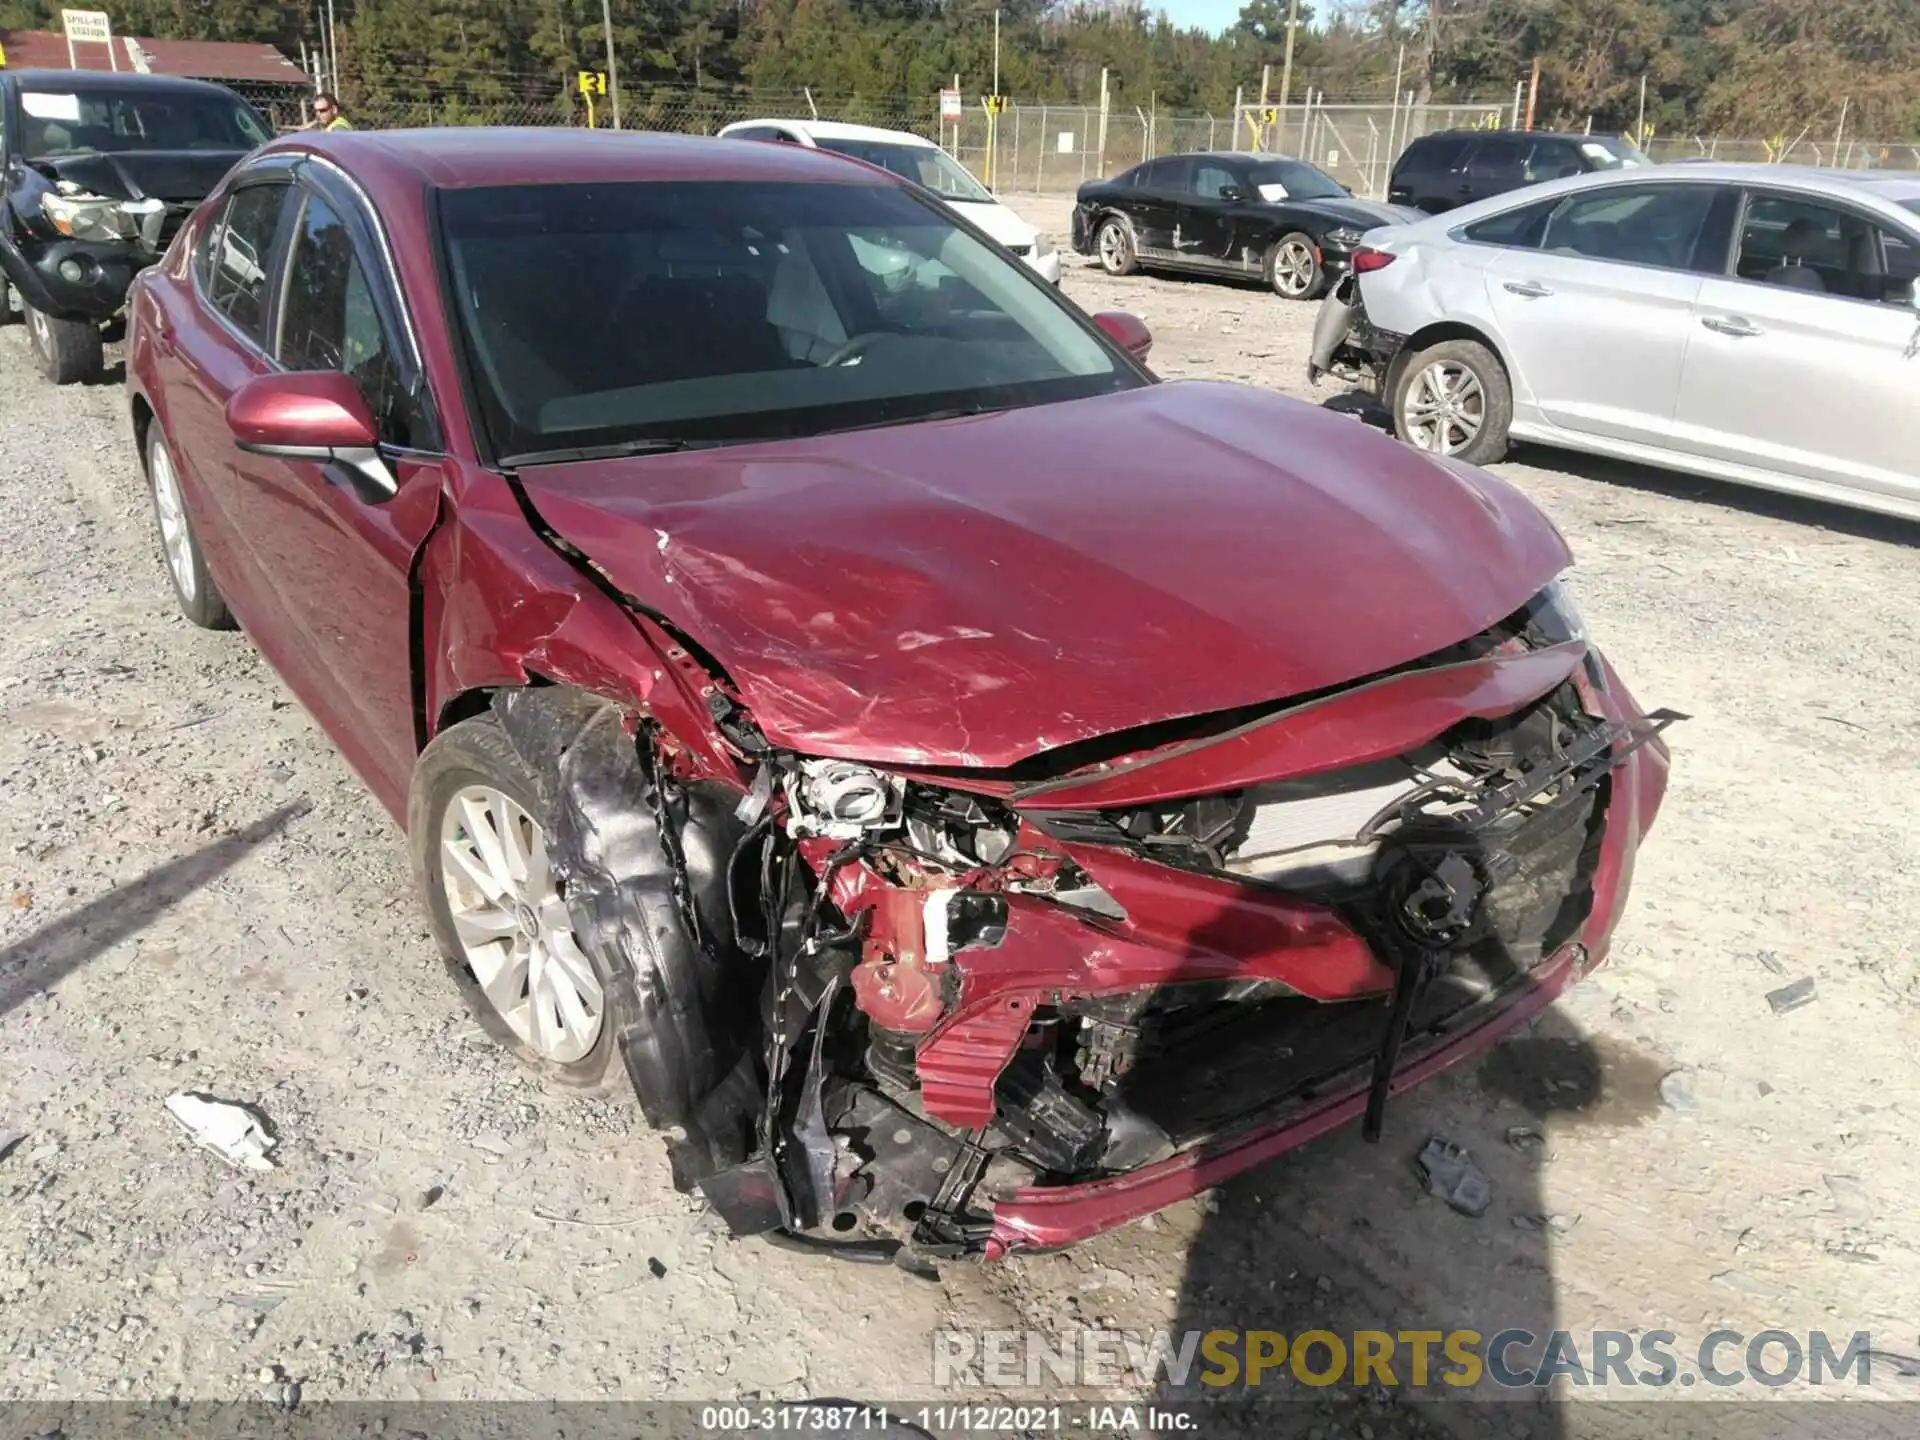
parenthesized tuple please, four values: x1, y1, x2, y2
(419, 464, 743, 779)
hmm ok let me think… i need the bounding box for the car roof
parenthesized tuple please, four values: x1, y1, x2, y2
(727, 118, 937, 148)
(1, 68, 242, 100)
(268, 127, 898, 190)
(1412, 129, 1620, 143)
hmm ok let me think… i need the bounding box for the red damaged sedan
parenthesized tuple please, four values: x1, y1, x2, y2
(126, 129, 1675, 1261)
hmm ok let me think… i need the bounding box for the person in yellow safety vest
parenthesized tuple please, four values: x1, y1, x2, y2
(312, 93, 354, 131)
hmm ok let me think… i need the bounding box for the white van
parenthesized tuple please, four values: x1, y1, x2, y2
(716, 118, 1062, 285)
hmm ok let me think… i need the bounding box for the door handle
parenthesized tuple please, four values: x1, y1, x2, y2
(1701, 315, 1763, 338)
(1502, 281, 1553, 299)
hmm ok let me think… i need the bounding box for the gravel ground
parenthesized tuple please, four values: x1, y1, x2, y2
(1, 195, 1917, 1439)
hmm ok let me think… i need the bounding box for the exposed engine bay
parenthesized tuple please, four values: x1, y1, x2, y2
(494, 588, 1678, 1268)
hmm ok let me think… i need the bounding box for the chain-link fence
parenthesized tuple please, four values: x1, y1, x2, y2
(266, 72, 1920, 193)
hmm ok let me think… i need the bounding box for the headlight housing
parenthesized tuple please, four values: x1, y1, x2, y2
(1526, 577, 1587, 645)
(40, 184, 165, 246)
(1324, 226, 1365, 250)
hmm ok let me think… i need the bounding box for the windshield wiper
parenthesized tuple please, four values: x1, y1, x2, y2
(498, 438, 724, 468)
(810, 403, 1012, 438)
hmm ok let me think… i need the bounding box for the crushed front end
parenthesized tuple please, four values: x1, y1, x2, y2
(650, 589, 1675, 1263)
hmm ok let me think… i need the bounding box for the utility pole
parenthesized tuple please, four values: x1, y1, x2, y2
(1523, 58, 1540, 131)
(992, 8, 1001, 100)
(601, 0, 622, 129)
(324, 0, 337, 92)
(1636, 72, 1647, 144)
(1278, 0, 1300, 116)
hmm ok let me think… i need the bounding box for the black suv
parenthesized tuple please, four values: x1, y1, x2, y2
(1, 70, 270, 383)
(1388, 129, 1651, 214)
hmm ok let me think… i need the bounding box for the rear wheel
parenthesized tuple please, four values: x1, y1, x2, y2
(1265, 232, 1325, 300)
(1391, 338, 1512, 465)
(1095, 216, 1138, 276)
(0, 274, 14, 326)
(24, 302, 103, 384)
(146, 423, 234, 629)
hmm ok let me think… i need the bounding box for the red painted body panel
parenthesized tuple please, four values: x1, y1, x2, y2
(516, 381, 1571, 767)
(1016, 642, 1585, 808)
(226, 371, 379, 450)
(983, 662, 1670, 1252)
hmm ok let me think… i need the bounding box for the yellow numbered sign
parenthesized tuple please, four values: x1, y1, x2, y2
(984, 95, 1010, 116)
(577, 70, 608, 128)
(1259, 107, 1278, 125)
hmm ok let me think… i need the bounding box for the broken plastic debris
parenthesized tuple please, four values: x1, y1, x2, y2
(1658, 1069, 1698, 1112)
(165, 1093, 276, 1172)
(1415, 1137, 1491, 1218)
(1504, 1125, 1544, 1153)
(1766, 977, 1816, 1015)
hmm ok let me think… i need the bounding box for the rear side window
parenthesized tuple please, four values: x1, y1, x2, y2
(1524, 140, 1583, 183)
(201, 182, 288, 342)
(1399, 134, 1469, 172)
(1539, 184, 1724, 272)
(1466, 136, 1530, 183)
(1461, 199, 1556, 249)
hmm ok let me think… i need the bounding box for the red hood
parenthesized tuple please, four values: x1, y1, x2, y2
(515, 381, 1571, 767)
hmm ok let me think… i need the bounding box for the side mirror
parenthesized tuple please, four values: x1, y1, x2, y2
(1092, 310, 1153, 362)
(227, 371, 395, 501)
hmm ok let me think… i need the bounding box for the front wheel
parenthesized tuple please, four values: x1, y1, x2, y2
(0, 274, 15, 326)
(1265, 232, 1325, 300)
(1095, 217, 1139, 276)
(1391, 339, 1513, 465)
(24, 302, 103, 384)
(411, 713, 624, 1090)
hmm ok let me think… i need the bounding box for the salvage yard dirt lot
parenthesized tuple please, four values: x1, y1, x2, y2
(2, 191, 1918, 1439)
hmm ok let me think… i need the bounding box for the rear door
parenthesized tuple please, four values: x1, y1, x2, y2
(1181, 158, 1244, 266)
(1479, 181, 1735, 446)
(1390, 134, 1468, 212)
(1130, 157, 1189, 262)
(158, 169, 298, 630)
(1673, 190, 1920, 504)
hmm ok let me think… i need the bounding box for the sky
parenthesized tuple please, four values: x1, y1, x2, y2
(1157, 0, 1250, 34)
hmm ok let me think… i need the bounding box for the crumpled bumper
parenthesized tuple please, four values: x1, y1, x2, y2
(982, 652, 1669, 1255)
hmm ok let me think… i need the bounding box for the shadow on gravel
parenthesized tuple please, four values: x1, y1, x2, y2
(83, 360, 128, 388)
(1151, 1002, 1613, 1440)
(0, 801, 308, 1018)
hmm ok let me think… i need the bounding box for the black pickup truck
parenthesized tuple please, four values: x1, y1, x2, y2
(1, 69, 270, 383)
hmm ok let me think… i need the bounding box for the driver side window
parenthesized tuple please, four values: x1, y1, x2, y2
(1193, 164, 1238, 201)
(276, 189, 418, 446)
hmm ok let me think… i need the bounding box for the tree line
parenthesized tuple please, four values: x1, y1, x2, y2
(1, 0, 1914, 140)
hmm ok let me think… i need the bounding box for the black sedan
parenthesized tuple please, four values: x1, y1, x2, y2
(1071, 151, 1418, 300)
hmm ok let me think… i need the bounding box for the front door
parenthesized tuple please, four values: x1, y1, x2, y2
(1486, 182, 1730, 447)
(222, 174, 445, 811)
(1129, 157, 1188, 263)
(1672, 191, 1920, 505)
(1179, 159, 1241, 267)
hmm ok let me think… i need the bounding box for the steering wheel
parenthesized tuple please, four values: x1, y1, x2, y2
(818, 331, 891, 368)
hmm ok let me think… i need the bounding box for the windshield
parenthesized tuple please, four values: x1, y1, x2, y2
(1246, 159, 1347, 202)
(813, 139, 995, 203)
(17, 87, 271, 157)
(438, 180, 1138, 459)
(1580, 137, 1651, 170)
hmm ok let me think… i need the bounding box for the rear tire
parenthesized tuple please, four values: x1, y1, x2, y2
(1391, 338, 1512, 465)
(1265, 232, 1326, 300)
(24, 302, 103, 384)
(146, 423, 235, 630)
(0, 274, 15, 326)
(1095, 216, 1139, 276)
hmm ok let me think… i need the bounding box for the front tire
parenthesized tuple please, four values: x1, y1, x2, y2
(146, 423, 235, 629)
(411, 713, 624, 1091)
(24, 302, 103, 384)
(1391, 338, 1513, 465)
(0, 274, 15, 326)
(1095, 216, 1139, 276)
(1265, 233, 1326, 300)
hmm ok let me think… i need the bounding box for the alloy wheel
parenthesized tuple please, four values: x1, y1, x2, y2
(438, 785, 604, 1064)
(1272, 239, 1318, 297)
(1098, 222, 1130, 273)
(149, 440, 197, 603)
(1401, 360, 1486, 456)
